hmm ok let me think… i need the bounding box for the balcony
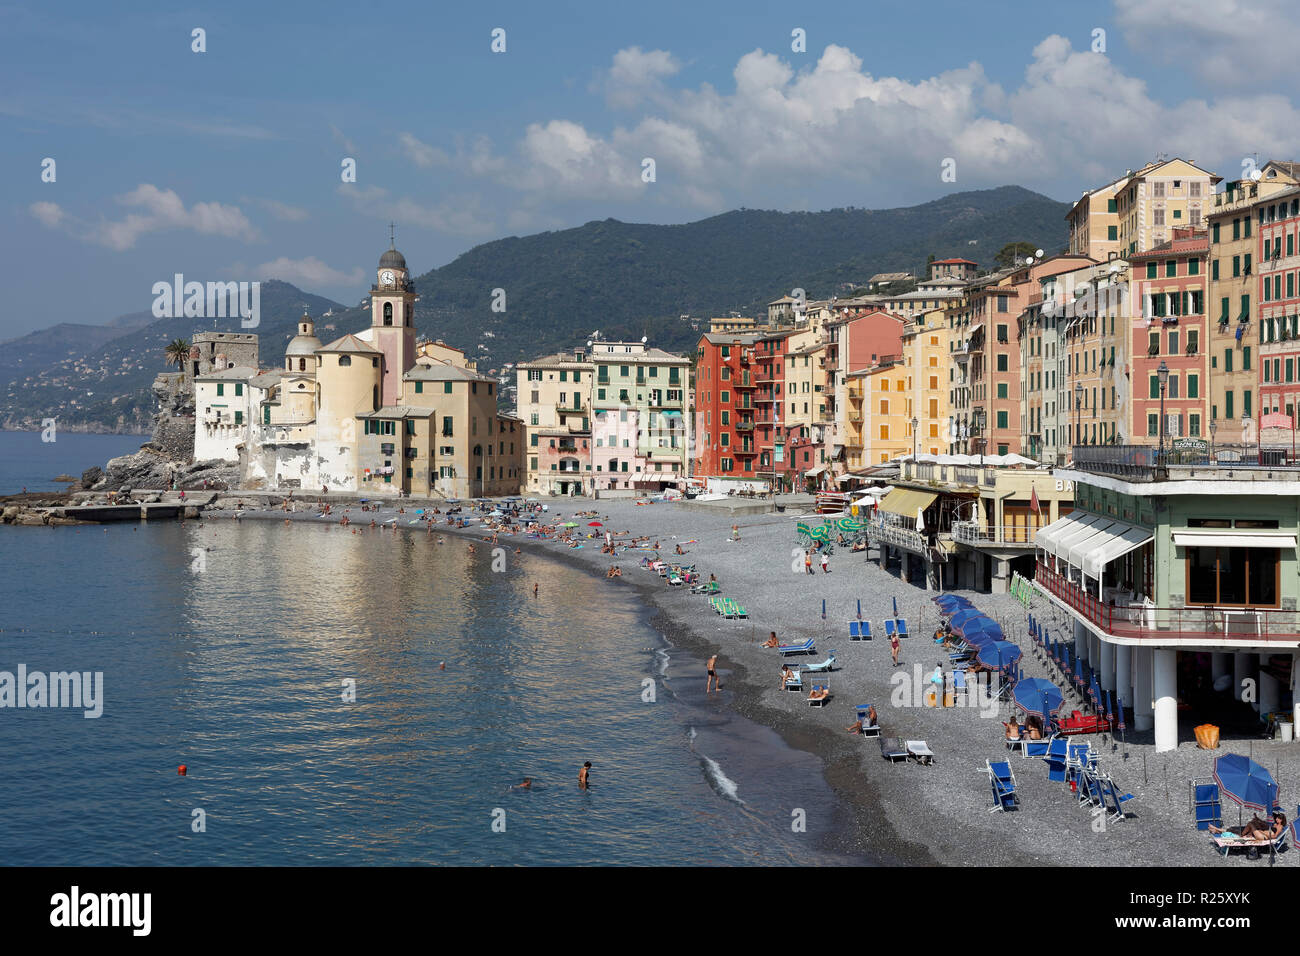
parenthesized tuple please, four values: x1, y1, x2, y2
(735, 446, 758, 456)
(735, 420, 755, 432)
(951, 521, 1039, 547)
(734, 377, 757, 389)
(1034, 561, 1300, 644)
(557, 401, 585, 414)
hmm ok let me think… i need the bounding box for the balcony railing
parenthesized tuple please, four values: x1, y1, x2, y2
(952, 521, 1039, 546)
(1034, 561, 1300, 643)
(1071, 443, 1296, 478)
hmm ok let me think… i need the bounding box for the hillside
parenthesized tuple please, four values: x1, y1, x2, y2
(0, 185, 1068, 430)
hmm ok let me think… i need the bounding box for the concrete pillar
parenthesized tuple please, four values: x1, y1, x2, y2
(878, 544, 887, 571)
(1073, 620, 1087, 664)
(925, 560, 937, 592)
(1211, 653, 1231, 691)
(1099, 639, 1115, 693)
(1234, 653, 1252, 705)
(991, 557, 1010, 594)
(901, 552, 911, 584)
(1260, 667, 1280, 719)
(1153, 648, 1178, 753)
(1115, 644, 1131, 711)
(1133, 647, 1154, 732)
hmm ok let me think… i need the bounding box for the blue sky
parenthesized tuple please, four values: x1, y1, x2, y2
(4, 0, 1299, 338)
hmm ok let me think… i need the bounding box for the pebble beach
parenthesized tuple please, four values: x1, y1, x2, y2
(202, 492, 1300, 867)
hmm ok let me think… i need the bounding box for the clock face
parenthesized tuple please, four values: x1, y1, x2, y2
(380, 270, 395, 286)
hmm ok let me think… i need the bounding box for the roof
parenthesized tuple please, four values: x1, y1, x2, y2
(318, 333, 381, 354)
(869, 272, 914, 283)
(1127, 231, 1210, 260)
(286, 333, 323, 356)
(517, 352, 593, 368)
(405, 361, 493, 383)
(248, 370, 285, 389)
(379, 246, 407, 270)
(700, 332, 765, 346)
(359, 405, 435, 419)
(196, 365, 257, 382)
(932, 258, 977, 266)
(768, 295, 797, 305)
(589, 348, 690, 365)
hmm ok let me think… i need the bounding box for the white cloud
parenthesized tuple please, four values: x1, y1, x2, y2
(399, 132, 446, 168)
(31, 185, 259, 250)
(602, 47, 682, 108)
(29, 201, 64, 228)
(255, 256, 363, 288)
(243, 197, 309, 222)
(337, 184, 496, 237)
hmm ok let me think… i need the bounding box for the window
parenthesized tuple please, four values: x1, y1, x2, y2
(1107, 225, 1117, 240)
(1188, 373, 1199, 398)
(997, 295, 1008, 313)
(1165, 260, 1177, 278)
(1188, 547, 1278, 607)
(996, 354, 1007, 372)
(1190, 413, 1201, 437)
(1147, 413, 1159, 436)
(1233, 255, 1241, 277)
(1146, 262, 1157, 279)
(216, 383, 224, 396)
(996, 410, 1008, 429)
(1224, 349, 1233, 373)
(997, 383, 1008, 399)
(1149, 375, 1160, 399)
(1212, 259, 1220, 280)
(444, 382, 453, 394)
(442, 417, 453, 437)
(1243, 347, 1251, 371)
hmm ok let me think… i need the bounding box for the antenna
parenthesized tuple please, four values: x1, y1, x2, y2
(388, 222, 396, 248)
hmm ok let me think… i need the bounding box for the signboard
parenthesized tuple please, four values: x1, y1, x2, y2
(1171, 437, 1208, 453)
(1261, 412, 1293, 430)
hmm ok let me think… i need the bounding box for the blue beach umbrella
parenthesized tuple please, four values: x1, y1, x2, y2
(978, 640, 1022, 671)
(892, 595, 899, 619)
(822, 598, 827, 620)
(1116, 696, 1127, 732)
(965, 619, 1005, 642)
(948, 609, 984, 632)
(1014, 678, 1065, 721)
(1213, 753, 1280, 814)
(857, 598, 862, 621)
(1089, 673, 1103, 707)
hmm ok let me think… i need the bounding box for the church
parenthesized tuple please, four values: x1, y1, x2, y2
(193, 240, 524, 497)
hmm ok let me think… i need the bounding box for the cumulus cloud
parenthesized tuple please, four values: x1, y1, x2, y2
(255, 256, 363, 288)
(30, 185, 259, 250)
(337, 184, 496, 237)
(244, 197, 309, 222)
(602, 47, 682, 108)
(399, 132, 446, 168)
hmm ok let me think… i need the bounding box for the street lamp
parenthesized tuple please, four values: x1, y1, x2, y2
(1209, 418, 1218, 463)
(1157, 360, 1169, 476)
(911, 416, 919, 463)
(973, 408, 986, 466)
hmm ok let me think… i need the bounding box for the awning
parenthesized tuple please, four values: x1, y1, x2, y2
(1172, 531, 1298, 549)
(1064, 520, 1121, 569)
(877, 488, 938, 517)
(1035, 511, 1105, 557)
(1081, 522, 1154, 578)
(805, 465, 826, 477)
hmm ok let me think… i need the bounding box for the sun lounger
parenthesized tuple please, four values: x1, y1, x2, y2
(1191, 782, 1222, 832)
(1021, 737, 1053, 759)
(855, 706, 880, 737)
(805, 652, 837, 673)
(691, 581, 720, 595)
(885, 619, 909, 639)
(807, 683, 831, 707)
(906, 740, 935, 765)
(1077, 766, 1105, 809)
(1043, 737, 1068, 783)
(986, 759, 1019, 812)
(1098, 773, 1134, 823)
(879, 737, 908, 762)
(784, 670, 803, 693)
(848, 620, 871, 641)
(1210, 830, 1289, 857)
(778, 639, 816, 657)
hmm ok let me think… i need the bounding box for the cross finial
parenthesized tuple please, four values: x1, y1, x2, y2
(389, 222, 396, 248)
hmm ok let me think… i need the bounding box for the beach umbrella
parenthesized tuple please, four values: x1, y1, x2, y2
(948, 609, 983, 631)
(588, 521, 603, 527)
(856, 598, 862, 621)
(1105, 690, 1115, 723)
(934, 595, 972, 612)
(1213, 753, 1280, 814)
(892, 595, 899, 619)
(1013, 678, 1064, 721)
(821, 598, 827, 620)
(1089, 673, 1102, 707)
(1074, 654, 1086, 692)
(959, 628, 996, 648)
(965, 619, 1005, 642)
(1116, 696, 1126, 732)
(977, 640, 1022, 671)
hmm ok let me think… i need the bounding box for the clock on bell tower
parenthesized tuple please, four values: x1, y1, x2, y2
(367, 225, 418, 405)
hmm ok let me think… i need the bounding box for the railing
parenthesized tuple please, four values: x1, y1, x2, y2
(1034, 561, 1300, 643)
(951, 521, 1040, 546)
(954, 467, 980, 485)
(867, 517, 949, 561)
(1071, 443, 1296, 478)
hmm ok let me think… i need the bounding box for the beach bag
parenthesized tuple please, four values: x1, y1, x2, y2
(1195, 724, 1220, 750)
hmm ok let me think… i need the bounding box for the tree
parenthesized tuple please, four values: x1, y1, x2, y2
(165, 339, 191, 367)
(994, 242, 1039, 269)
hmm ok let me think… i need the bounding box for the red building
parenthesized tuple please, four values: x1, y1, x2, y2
(693, 332, 764, 481)
(1129, 228, 1210, 443)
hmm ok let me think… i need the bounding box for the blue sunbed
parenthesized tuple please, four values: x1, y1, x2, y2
(777, 639, 816, 657)
(987, 759, 1019, 812)
(849, 620, 871, 641)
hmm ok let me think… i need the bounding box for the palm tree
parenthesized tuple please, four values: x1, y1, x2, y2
(165, 339, 191, 367)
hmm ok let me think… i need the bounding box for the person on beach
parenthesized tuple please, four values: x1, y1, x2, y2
(820, 551, 829, 573)
(1026, 716, 1044, 740)
(1003, 719, 1021, 742)
(1210, 810, 1287, 842)
(890, 631, 901, 667)
(706, 654, 719, 693)
(762, 632, 780, 649)
(805, 551, 813, 575)
(579, 762, 592, 790)
(780, 664, 794, 688)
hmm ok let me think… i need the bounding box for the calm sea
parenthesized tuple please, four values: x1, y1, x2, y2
(0, 435, 857, 865)
(0, 430, 145, 494)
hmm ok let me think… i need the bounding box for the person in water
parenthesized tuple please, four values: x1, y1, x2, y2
(579, 762, 592, 790)
(706, 654, 719, 693)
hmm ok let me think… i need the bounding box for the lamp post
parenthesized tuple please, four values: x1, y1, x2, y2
(911, 416, 919, 463)
(1209, 419, 1218, 464)
(973, 408, 986, 467)
(1157, 360, 1169, 477)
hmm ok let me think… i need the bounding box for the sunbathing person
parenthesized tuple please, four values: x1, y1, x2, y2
(761, 632, 780, 649)
(808, 686, 829, 701)
(1212, 810, 1287, 840)
(1026, 716, 1044, 740)
(1003, 720, 1022, 741)
(780, 664, 794, 688)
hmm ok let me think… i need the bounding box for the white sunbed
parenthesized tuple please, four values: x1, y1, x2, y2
(906, 740, 935, 765)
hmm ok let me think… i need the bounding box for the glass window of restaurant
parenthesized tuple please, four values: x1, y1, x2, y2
(1187, 547, 1279, 607)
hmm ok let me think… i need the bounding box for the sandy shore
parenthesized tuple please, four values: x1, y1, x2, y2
(201, 494, 1300, 867)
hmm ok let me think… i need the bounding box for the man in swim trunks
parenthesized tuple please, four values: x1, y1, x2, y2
(706, 654, 719, 693)
(579, 762, 592, 790)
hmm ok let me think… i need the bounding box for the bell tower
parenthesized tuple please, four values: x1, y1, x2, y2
(369, 224, 418, 406)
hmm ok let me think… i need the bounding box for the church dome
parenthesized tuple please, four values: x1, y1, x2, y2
(379, 247, 407, 270)
(286, 312, 322, 359)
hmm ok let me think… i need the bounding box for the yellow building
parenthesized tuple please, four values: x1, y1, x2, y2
(849, 358, 910, 467)
(902, 309, 949, 456)
(1114, 158, 1219, 257)
(1066, 177, 1125, 261)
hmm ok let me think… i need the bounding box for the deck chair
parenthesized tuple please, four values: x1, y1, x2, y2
(987, 759, 1019, 812)
(1210, 829, 1288, 858)
(807, 682, 832, 707)
(1077, 765, 1105, 808)
(1098, 773, 1134, 823)
(732, 603, 748, 619)
(849, 620, 871, 641)
(1065, 743, 1093, 791)
(855, 706, 880, 738)
(906, 740, 935, 765)
(879, 736, 908, 762)
(1191, 782, 1222, 832)
(1021, 736, 1054, 759)
(805, 652, 837, 673)
(784, 670, 803, 693)
(1043, 737, 1069, 783)
(778, 639, 816, 657)
(884, 619, 898, 640)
